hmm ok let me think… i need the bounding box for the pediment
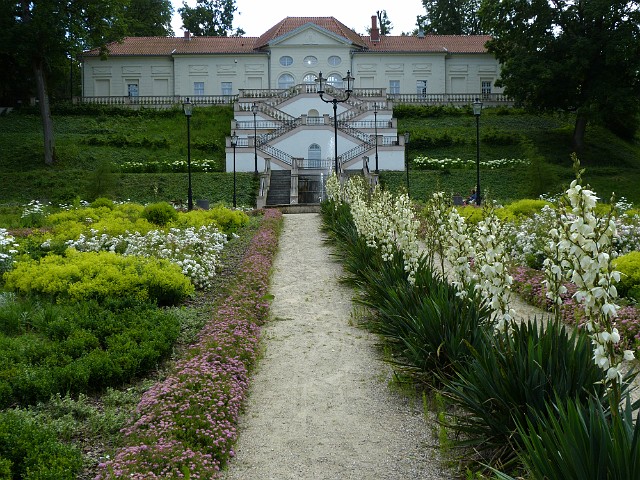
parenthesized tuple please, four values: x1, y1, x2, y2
(270, 24, 353, 47)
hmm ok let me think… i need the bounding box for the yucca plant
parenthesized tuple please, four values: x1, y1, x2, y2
(350, 250, 491, 384)
(443, 318, 631, 469)
(494, 395, 640, 480)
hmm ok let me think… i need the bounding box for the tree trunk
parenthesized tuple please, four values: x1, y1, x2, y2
(572, 114, 587, 153)
(33, 60, 56, 165)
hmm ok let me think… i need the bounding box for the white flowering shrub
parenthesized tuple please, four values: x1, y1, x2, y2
(443, 208, 477, 298)
(543, 156, 632, 393)
(332, 176, 422, 284)
(413, 156, 529, 170)
(422, 192, 450, 277)
(474, 206, 515, 333)
(0, 228, 18, 274)
(68, 226, 228, 290)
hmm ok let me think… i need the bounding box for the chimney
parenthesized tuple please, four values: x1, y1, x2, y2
(370, 15, 380, 42)
(184, 30, 191, 41)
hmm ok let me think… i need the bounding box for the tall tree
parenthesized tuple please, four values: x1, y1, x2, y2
(377, 10, 392, 35)
(124, 0, 174, 37)
(1, 1, 127, 165)
(179, 0, 243, 36)
(418, 0, 481, 35)
(480, 0, 640, 150)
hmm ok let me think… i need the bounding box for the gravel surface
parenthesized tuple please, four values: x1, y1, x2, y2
(223, 213, 449, 480)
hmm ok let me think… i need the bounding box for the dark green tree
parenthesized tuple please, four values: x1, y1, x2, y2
(480, 0, 640, 150)
(124, 0, 174, 37)
(417, 0, 481, 35)
(377, 10, 392, 35)
(0, 0, 127, 165)
(178, 0, 244, 36)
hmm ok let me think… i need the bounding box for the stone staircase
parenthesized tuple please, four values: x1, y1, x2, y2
(266, 170, 291, 206)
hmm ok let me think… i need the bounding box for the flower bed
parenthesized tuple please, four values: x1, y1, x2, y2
(96, 209, 282, 479)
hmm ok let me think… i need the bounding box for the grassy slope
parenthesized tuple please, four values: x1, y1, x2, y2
(0, 105, 638, 206)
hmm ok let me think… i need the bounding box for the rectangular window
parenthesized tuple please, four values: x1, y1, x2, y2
(481, 80, 492, 99)
(416, 80, 427, 97)
(127, 82, 139, 97)
(389, 80, 400, 95)
(221, 82, 232, 95)
(194, 81, 204, 95)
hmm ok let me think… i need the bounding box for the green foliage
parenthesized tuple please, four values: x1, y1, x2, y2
(496, 199, 551, 222)
(495, 397, 640, 480)
(613, 251, 640, 302)
(0, 298, 180, 407)
(90, 197, 115, 210)
(443, 319, 615, 468)
(172, 205, 249, 233)
(481, 128, 520, 146)
(141, 201, 178, 226)
(3, 250, 194, 305)
(0, 409, 83, 479)
(179, 0, 242, 36)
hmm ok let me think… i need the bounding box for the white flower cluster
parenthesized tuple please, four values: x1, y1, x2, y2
(336, 176, 421, 284)
(544, 168, 632, 382)
(615, 212, 640, 254)
(325, 174, 343, 204)
(0, 228, 18, 273)
(68, 226, 228, 290)
(20, 200, 49, 219)
(413, 156, 529, 170)
(474, 208, 515, 333)
(422, 192, 451, 276)
(444, 208, 477, 298)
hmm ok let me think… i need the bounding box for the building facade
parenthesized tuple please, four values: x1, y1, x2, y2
(82, 16, 503, 202)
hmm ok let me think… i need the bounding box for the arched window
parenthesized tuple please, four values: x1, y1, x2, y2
(278, 73, 295, 89)
(308, 143, 321, 168)
(303, 74, 317, 84)
(327, 74, 343, 89)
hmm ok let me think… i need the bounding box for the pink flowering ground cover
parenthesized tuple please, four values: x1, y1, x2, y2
(96, 209, 282, 479)
(511, 265, 640, 349)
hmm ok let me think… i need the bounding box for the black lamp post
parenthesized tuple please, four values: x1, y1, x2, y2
(183, 97, 193, 210)
(373, 102, 379, 173)
(404, 131, 410, 196)
(472, 98, 483, 206)
(251, 102, 258, 174)
(231, 131, 238, 208)
(317, 70, 354, 175)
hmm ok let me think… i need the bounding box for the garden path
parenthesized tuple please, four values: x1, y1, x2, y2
(223, 213, 449, 480)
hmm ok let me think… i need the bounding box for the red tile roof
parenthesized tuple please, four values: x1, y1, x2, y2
(359, 34, 491, 54)
(82, 17, 490, 57)
(254, 16, 367, 49)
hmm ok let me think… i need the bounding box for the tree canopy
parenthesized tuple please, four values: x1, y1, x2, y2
(124, 0, 174, 37)
(377, 10, 392, 35)
(418, 0, 482, 34)
(1, 0, 128, 164)
(178, 0, 244, 36)
(480, 0, 640, 150)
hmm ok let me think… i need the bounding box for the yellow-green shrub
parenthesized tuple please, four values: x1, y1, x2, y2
(613, 251, 640, 302)
(141, 202, 178, 226)
(456, 205, 484, 223)
(172, 206, 249, 233)
(3, 250, 194, 306)
(497, 199, 551, 222)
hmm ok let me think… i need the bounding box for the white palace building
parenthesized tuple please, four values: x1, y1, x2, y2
(81, 16, 506, 205)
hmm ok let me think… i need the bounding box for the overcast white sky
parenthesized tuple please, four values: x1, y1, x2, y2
(170, 0, 425, 37)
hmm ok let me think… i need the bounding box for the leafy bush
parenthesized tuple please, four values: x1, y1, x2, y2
(90, 197, 115, 210)
(443, 319, 616, 468)
(495, 397, 640, 480)
(613, 251, 640, 302)
(141, 201, 178, 226)
(0, 298, 180, 407)
(173, 205, 249, 233)
(3, 249, 194, 305)
(481, 128, 520, 146)
(0, 409, 83, 479)
(496, 199, 551, 222)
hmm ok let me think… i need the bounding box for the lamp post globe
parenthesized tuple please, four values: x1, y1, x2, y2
(183, 97, 193, 211)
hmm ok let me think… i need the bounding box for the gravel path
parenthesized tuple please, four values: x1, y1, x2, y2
(223, 213, 448, 480)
